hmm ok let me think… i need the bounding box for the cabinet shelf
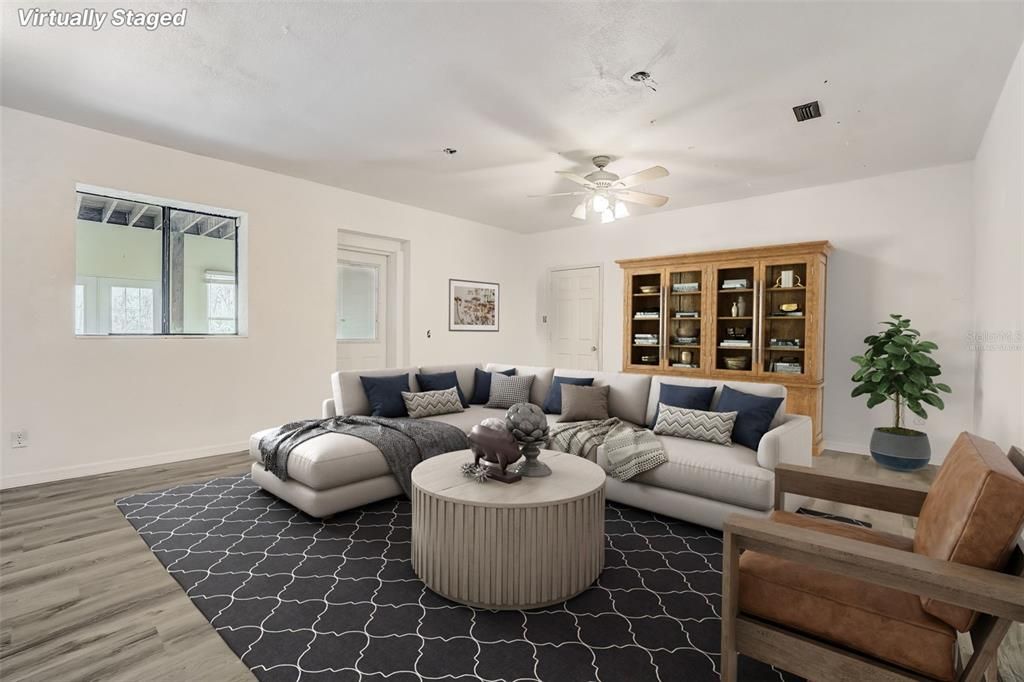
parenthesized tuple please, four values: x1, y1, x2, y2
(669, 344, 701, 349)
(719, 316, 753, 321)
(767, 315, 805, 320)
(766, 346, 805, 352)
(768, 286, 806, 292)
(719, 288, 753, 293)
(632, 292, 661, 297)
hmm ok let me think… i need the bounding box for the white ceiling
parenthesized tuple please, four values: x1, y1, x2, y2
(3, 1, 1022, 233)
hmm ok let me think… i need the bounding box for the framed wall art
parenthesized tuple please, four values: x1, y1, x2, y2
(449, 279, 499, 332)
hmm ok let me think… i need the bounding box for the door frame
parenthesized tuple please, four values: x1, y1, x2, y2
(337, 231, 409, 368)
(546, 263, 604, 369)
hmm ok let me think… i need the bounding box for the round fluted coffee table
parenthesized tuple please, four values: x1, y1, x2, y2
(411, 449, 606, 610)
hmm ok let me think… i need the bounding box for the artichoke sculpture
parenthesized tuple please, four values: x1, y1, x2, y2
(505, 402, 551, 477)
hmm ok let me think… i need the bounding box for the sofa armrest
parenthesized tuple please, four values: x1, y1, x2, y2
(756, 414, 812, 471)
(322, 398, 337, 419)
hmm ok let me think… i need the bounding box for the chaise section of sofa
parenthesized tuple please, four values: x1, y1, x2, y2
(251, 361, 812, 529)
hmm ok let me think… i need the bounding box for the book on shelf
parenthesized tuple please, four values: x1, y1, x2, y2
(771, 362, 803, 373)
(673, 311, 699, 318)
(671, 336, 699, 345)
(671, 282, 700, 292)
(719, 341, 752, 348)
(671, 363, 697, 368)
(722, 279, 748, 289)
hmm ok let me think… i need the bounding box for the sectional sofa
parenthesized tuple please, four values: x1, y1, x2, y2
(249, 362, 813, 530)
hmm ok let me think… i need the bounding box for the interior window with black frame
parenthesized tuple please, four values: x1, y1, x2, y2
(75, 191, 240, 335)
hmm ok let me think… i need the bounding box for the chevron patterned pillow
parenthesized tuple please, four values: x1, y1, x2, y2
(401, 388, 465, 419)
(486, 374, 535, 409)
(653, 404, 737, 446)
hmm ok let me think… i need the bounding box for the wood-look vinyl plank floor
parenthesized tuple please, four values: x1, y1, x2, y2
(0, 452, 255, 682)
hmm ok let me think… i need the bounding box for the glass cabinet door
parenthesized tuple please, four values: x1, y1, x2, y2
(664, 267, 705, 371)
(626, 269, 664, 369)
(713, 263, 757, 373)
(759, 259, 811, 376)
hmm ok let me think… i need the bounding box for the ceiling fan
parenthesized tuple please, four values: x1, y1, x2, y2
(531, 155, 669, 223)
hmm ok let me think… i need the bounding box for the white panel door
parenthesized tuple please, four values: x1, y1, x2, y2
(549, 266, 601, 370)
(337, 249, 388, 370)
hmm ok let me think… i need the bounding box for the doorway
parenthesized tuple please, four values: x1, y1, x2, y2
(548, 265, 602, 370)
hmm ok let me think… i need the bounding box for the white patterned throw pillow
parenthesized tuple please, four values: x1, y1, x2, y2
(653, 403, 737, 446)
(486, 374, 535, 409)
(402, 388, 464, 419)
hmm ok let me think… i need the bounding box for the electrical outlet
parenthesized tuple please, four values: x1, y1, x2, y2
(11, 430, 28, 448)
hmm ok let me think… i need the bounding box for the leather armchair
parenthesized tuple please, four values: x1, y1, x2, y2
(721, 433, 1024, 682)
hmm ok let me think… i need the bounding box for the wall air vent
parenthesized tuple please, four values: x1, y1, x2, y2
(793, 101, 821, 122)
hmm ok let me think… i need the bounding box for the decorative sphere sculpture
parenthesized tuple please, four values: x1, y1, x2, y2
(505, 402, 551, 477)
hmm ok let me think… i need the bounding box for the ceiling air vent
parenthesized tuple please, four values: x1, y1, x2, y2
(793, 101, 821, 122)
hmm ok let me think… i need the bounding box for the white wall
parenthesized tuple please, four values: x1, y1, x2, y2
(528, 164, 976, 461)
(0, 107, 540, 487)
(972, 42, 1024, 452)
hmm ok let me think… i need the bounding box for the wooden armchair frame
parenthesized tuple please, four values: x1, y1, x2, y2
(721, 447, 1024, 682)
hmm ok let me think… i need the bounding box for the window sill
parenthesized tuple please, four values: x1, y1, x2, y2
(75, 334, 248, 339)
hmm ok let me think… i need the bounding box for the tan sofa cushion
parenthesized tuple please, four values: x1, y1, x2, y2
(740, 511, 957, 681)
(249, 428, 391, 490)
(331, 367, 420, 417)
(551, 369, 652, 425)
(484, 363, 554, 406)
(599, 435, 773, 510)
(913, 432, 1024, 631)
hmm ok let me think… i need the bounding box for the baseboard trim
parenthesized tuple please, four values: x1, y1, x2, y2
(821, 439, 870, 456)
(0, 441, 250, 489)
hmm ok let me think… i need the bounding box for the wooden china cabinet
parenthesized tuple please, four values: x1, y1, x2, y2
(617, 241, 831, 453)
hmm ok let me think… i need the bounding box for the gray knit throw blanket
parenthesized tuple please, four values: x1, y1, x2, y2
(258, 416, 469, 498)
(548, 418, 667, 481)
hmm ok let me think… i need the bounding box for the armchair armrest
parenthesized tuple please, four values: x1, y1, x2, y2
(322, 398, 337, 419)
(724, 514, 1024, 621)
(756, 414, 812, 471)
(773, 463, 929, 516)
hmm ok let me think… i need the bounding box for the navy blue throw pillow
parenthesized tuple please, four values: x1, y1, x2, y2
(416, 371, 468, 407)
(470, 368, 516, 405)
(716, 385, 784, 450)
(360, 373, 412, 418)
(649, 384, 717, 427)
(543, 376, 595, 414)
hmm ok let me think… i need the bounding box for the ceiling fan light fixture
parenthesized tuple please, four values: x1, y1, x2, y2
(601, 209, 615, 224)
(614, 200, 629, 219)
(571, 202, 587, 220)
(591, 193, 610, 213)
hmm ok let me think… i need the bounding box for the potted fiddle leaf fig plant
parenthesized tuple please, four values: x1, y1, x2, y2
(850, 314, 951, 470)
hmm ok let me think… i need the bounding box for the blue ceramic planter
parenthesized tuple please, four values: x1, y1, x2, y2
(869, 428, 931, 471)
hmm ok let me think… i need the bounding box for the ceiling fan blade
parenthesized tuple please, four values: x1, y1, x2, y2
(615, 189, 669, 207)
(555, 171, 595, 187)
(528, 191, 589, 198)
(615, 166, 669, 188)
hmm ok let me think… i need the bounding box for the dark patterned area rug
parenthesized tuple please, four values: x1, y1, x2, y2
(117, 474, 803, 682)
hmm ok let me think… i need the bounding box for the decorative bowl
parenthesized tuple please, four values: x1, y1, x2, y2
(724, 356, 749, 370)
(639, 285, 659, 294)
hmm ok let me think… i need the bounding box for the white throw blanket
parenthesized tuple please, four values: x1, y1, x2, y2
(548, 418, 667, 481)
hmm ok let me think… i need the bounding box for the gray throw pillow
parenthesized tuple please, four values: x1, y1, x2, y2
(653, 403, 737, 446)
(558, 384, 610, 422)
(402, 388, 464, 418)
(486, 374, 535, 409)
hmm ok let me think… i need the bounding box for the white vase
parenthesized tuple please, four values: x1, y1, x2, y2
(737, 296, 747, 316)
(731, 302, 738, 317)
